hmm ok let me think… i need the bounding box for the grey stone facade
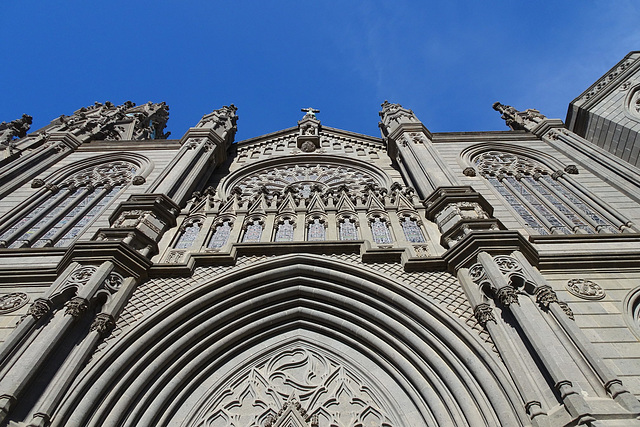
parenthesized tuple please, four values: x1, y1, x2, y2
(0, 56, 640, 426)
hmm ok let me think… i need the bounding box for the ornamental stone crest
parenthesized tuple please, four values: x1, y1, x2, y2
(474, 151, 547, 177)
(0, 293, 29, 314)
(187, 344, 398, 427)
(65, 266, 98, 287)
(232, 164, 379, 200)
(62, 161, 137, 187)
(566, 278, 606, 300)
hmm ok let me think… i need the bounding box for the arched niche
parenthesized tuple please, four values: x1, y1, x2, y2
(54, 255, 527, 427)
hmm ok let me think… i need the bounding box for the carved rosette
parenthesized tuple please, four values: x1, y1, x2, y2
(565, 278, 605, 300)
(473, 303, 496, 328)
(0, 293, 29, 314)
(66, 266, 98, 286)
(26, 299, 52, 320)
(103, 272, 124, 292)
(64, 297, 89, 318)
(90, 313, 116, 337)
(493, 256, 521, 274)
(535, 286, 559, 309)
(496, 286, 519, 306)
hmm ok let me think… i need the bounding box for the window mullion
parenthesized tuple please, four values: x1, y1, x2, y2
(500, 175, 558, 234)
(557, 174, 633, 232)
(36, 186, 109, 247)
(17, 186, 94, 247)
(519, 176, 586, 234)
(0, 188, 53, 237)
(0, 187, 73, 247)
(538, 177, 613, 233)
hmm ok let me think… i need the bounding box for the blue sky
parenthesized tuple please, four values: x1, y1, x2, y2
(1, 2, 639, 141)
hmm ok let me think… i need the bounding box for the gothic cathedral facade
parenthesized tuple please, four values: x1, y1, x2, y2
(1, 53, 640, 427)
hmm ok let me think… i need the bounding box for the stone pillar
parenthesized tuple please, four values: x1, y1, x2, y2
(148, 105, 237, 207)
(378, 101, 458, 199)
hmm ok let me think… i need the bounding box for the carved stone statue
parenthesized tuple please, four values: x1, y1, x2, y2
(0, 114, 32, 148)
(493, 102, 547, 131)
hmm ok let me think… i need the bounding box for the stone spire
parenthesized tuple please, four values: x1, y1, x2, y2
(0, 114, 32, 149)
(492, 102, 546, 132)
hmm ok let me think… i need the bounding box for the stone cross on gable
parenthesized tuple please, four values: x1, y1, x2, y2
(301, 107, 320, 118)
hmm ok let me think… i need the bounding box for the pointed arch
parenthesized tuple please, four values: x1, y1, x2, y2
(0, 152, 152, 248)
(461, 143, 632, 235)
(55, 255, 527, 427)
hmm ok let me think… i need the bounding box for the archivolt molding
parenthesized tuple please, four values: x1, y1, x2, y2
(33, 152, 154, 187)
(221, 155, 393, 200)
(624, 83, 640, 121)
(459, 143, 571, 177)
(56, 255, 525, 427)
(623, 285, 640, 340)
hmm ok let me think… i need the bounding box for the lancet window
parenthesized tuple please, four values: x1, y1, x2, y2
(208, 220, 232, 249)
(370, 216, 392, 244)
(339, 217, 359, 241)
(174, 218, 202, 249)
(0, 161, 137, 248)
(307, 217, 326, 241)
(242, 219, 264, 243)
(274, 217, 295, 242)
(400, 216, 426, 243)
(474, 150, 624, 235)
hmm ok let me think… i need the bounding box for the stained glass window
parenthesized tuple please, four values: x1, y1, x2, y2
(0, 160, 136, 248)
(475, 151, 621, 235)
(307, 218, 326, 241)
(208, 221, 232, 249)
(401, 217, 425, 243)
(371, 217, 392, 244)
(243, 220, 263, 242)
(275, 219, 295, 242)
(174, 220, 202, 249)
(57, 186, 124, 247)
(339, 218, 358, 240)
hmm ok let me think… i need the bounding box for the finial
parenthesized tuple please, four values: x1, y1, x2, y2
(301, 107, 320, 119)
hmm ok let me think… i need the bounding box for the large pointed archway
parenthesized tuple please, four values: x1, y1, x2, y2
(54, 255, 526, 426)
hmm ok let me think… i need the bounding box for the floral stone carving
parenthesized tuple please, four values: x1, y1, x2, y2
(566, 278, 605, 300)
(0, 293, 29, 314)
(188, 343, 398, 427)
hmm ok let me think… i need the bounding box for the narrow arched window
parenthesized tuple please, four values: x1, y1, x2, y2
(401, 216, 426, 243)
(307, 217, 326, 241)
(370, 216, 392, 244)
(0, 160, 137, 248)
(339, 217, 358, 241)
(274, 218, 295, 242)
(208, 220, 232, 249)
(174, 218, 202, 249)
(474, 151, 626, 235)
(242, 219, 263, 243)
